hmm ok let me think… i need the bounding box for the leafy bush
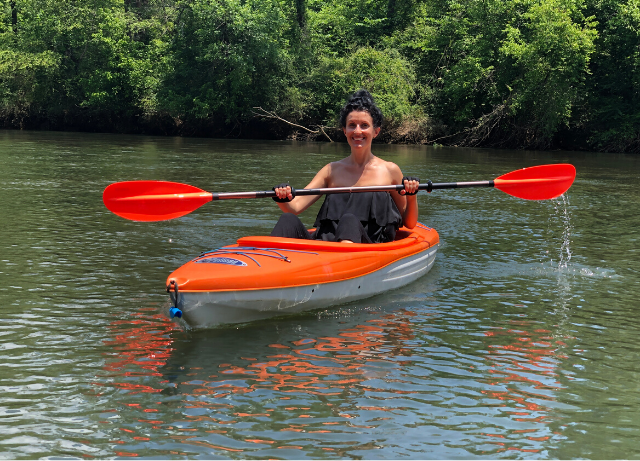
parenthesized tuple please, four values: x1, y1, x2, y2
(0, 49, 59, 119)
(159, 0, 296, 123)
(305, 46, 420, 126)
(394, 0, 596, 148)
(582, 0, 640, 152)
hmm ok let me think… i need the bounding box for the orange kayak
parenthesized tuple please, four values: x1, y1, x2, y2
(166, 223, 439, 328)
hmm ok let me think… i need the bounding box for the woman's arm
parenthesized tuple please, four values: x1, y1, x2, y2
(389, 164, 419, 229)
(274, 164, 332, 215)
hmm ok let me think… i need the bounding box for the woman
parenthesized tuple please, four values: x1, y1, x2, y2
(271, 89, 419, 244)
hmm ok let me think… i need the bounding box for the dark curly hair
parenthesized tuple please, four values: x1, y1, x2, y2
(339, 89, 383, 129)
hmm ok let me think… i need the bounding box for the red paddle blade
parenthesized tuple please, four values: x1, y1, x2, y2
(493, 163, 576, 200)
(103, 181, 213, 221)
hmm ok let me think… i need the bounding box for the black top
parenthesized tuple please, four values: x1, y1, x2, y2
(313, 192, 403, 243)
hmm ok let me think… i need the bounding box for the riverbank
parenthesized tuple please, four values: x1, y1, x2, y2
(0, 112, 596, 152)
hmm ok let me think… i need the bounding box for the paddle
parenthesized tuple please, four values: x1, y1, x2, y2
(103, 163, 576, 222)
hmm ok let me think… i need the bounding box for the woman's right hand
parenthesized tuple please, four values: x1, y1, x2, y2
(272, 183, 296, 203)
(271, 163, 329, 214)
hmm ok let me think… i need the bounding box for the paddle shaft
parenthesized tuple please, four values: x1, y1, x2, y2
(212, 180, 494, 200)
(103, 164, 575, 221)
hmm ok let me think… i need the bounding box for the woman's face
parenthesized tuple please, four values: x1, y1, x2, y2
(343, 110, 380, 151)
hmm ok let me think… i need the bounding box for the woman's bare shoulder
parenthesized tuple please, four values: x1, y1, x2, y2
(325, 158, 353, 175)
(329, 158, 351, 167)
(379, 158, 403, 178)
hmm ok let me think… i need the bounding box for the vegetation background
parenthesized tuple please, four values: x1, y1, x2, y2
(1, 0, 638, 152)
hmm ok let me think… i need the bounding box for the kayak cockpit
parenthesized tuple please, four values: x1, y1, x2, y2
(235, 224, 436, 253)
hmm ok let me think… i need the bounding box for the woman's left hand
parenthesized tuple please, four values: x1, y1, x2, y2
(401, 176, 420, 196)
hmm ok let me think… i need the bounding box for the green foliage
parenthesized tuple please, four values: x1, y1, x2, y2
(306, 47, 419, 125)
(307, 0, 389, 55)
(0, 0, 171, 122)
(583, 0, 640, 151)
(0, 0, 639, 151)
(499, 0, 597, 141)
(159, 0, 297, 122)
(392, 0, 596, 147)
(0, 48, 59, 120)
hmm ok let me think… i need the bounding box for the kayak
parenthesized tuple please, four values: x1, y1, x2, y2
(166, 223, 439, 328)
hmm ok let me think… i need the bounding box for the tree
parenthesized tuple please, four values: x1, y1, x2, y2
(582, 0, 640, 152)
(0, 0, 171, 126)
(159, 0, 298, 124)
(305, 46, 419, 126)
(393, 0, 596, 148)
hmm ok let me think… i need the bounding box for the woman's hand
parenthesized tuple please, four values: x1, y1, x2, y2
(272, 183, 295, 203)
(400, 176, 420, 196)
(271, 164, 330, 215)
(391, 172, 419, 229)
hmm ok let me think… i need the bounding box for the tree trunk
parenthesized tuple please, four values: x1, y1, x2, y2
(386, 0, 396, 32)
(10, 1, 17, 32)
(294, 0, 306, 30)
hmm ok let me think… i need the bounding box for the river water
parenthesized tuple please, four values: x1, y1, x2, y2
(0, 130, 638, 459)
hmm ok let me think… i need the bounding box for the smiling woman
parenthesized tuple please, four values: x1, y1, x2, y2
(270, 89, 420, 243)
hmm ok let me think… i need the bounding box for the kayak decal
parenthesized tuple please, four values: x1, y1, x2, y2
(196, 257, 248, 267)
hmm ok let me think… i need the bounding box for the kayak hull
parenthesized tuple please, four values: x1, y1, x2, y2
(167, 224, 439, 328)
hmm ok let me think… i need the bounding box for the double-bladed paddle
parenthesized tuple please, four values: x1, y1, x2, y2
(103, 163, 576, 222)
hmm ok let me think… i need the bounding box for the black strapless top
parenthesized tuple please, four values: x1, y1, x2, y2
(312, 192, 403, 243)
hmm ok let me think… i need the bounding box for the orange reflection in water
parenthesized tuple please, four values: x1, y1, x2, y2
(97, 307, 420, 456)
(185, 311, 417, 398)
(480, 319, 571, 454)
(93, 307, 185, 456)
(101, 308, 179, 393)
(167, 310, 419, 454)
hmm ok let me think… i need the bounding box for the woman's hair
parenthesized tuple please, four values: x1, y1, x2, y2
(339, 89, 383, 128)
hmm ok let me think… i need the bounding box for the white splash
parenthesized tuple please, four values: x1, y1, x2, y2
(555, 194, 573, 269)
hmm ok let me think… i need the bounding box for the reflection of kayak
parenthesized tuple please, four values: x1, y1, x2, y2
(166, 223, 439, 328)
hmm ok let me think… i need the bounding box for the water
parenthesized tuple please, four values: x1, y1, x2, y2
(1, 130, 639, 459)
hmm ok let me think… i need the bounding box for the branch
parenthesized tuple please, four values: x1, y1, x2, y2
(430, 98, 512, 146)
(252, 107, 333, 142)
